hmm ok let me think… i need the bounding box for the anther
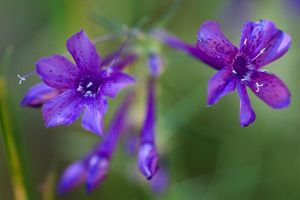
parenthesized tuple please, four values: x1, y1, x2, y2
(17, 71, 35, 85)
(86, 82, 93, 88)
(255, 82, 264, 92)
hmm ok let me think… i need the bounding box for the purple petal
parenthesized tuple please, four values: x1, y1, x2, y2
(138, 143, 159, 180)
(67, 30, 101, 72)
(111, 54, 137, 71)
(237, 82, 256, 127)
(148, 53, 164, 77)
(152, 29, 223, 70)
(207, 67, 236, 106)
(102, 72, 135, 98)
(196, 21, 238, 69)
(240, 20, 291, 68)
(36, 55, 79, 89)
(81, 97, 107, 136)
(42, 90, 84, 128)
(21, 83, 61, 107)
(246, 71, 290, 109)
(86, 156, 110, 193)
(57, 161, 86, 194)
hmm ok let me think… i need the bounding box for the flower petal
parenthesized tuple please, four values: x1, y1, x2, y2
(57, 161, 86, 194)
(196, 21, 238, 69)
(67, 30, 101, 72)
(246, 71, 290, 109)
(240, 20, 291, 68)
(207, 67, 236, 106)
(237, 82, 256, 127)
(21, 83, 61, 107)
(81, 96, 107, 135)
(42, 90, 84, 128)
(102, 72, 135, 98)
(152, 29, 224, 70)
(36, 55, 79, 89)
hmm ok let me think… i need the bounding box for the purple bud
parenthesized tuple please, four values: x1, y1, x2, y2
(138, 143, 159, 180)
(57, 161, 86, 194)
(148, 53, 164, 77)
(57, 92, 134, 193)
(138, 79, 159, 180)
(86, 156, 110, 193)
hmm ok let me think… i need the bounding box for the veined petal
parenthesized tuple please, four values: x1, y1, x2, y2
(196, 21, 238, 69)
(81, 96, 107, 135)
(240, 20, 291, 68)
(247, 71, 290, 109)
(207, 67, 236, 106)
(102, 72, 135, 98)
(237, 82, 256, 127)
(67, 30, 101, 73)
(42, 90, 84, 128)
(21, 83, 61, 107)
(57, 161, 87, 194)
(36, 55, 79, 89)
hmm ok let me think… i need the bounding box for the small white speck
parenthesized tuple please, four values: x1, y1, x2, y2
(255, 82, 264, 92)
(86, 82, 93, 88)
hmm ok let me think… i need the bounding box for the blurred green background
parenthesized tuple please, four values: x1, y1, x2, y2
(1, 0, 300, 199)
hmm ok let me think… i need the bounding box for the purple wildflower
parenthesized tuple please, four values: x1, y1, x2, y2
(21, 53, 137, 108)
(138, 78, 159, 180)
(22, 30, 135, 135)
(58, 92, 134, 193)
(154, 20, 291, 126)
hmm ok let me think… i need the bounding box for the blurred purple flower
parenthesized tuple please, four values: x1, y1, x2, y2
(154, 20, 291, 127)
(138, 78, 159, 180)
(58, 92, 134, 193)
(21, 30, 135, 135)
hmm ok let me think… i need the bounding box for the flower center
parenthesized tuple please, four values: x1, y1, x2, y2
(77, 76, 101, 98)
(232, 55, 250, 80)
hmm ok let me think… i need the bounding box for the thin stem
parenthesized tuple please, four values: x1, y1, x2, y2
(0, 50, 36, 200)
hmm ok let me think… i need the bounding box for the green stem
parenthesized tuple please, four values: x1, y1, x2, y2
(0, 51, 36, 200)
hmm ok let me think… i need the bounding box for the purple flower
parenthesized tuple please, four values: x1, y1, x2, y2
(154, 20, 291, 126)
(138, 78, 159, 180)
(21, 53, 137, 108)
(58, 92, 134, 193)
(22, 30, 135, 135)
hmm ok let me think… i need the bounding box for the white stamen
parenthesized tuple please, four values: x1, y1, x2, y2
(86, 82, 93, 88)
(250, 48, 266, 63)
(17, 74, 26, 85)
(255, 82, 264, 92)
(241, 72, 252, 82)
(244, 38, 247, 45)
(84, 91, 93, 97)
(258, 69, 268, 73)
(77, 85, 84, 92)
(232, 69, 237, 74)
